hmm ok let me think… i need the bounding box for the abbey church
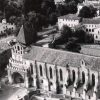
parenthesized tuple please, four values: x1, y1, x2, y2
(7, 25, 100, 100)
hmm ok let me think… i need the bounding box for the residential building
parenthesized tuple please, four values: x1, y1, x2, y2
(82, 18, 100, 34)
(54, 0, 65, 4)
(83, 0, 100, 4)
(93, 27, 100, 43)
(6, 26, 100, 100)
(58, 14, 100, 43)
(58, 14, 81, 30)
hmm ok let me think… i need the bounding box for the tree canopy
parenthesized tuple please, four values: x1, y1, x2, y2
(65, 37, 81, 53)
(78, 5, 97, 18)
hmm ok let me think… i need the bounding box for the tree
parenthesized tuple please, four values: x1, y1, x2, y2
(28, 11, 48, 31)
(78, 5, 97, 18)
(65, 37, 81, 52)
(23, 21, 38, 44)
(85, 34, 94, 43)
(65, 0, 71, 3)
(41, 0, 56, 16)
(74, 28, 86, 43)
(24, 0, 43, 14)
(50, 25, 73, 47)
(56, 4, 67, 16)
(9, 16, 17, 24)
(56, 1, 77, 16)
(5, 3, 21, 20)
(48, 12, 57, 25)
(61, 25, 73, 42)
(66, 0, 78, 14)
(0, 0, 7, 11)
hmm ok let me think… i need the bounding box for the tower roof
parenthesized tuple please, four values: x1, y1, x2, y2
(16, 23, 37, 45)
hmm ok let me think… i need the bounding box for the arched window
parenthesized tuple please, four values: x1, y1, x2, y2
(60, 69, 63, 81)
(92, 74, 95, 86)
(30, 64, 33, 74)
(72, 70, 75, 82)
(82, 71, 85, 84)
(40, 65, 43, 76)
(17, 46, 20, 50)
(49, 67, 53, 79)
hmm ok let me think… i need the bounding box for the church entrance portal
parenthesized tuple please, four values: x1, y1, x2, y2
(12, 72, 24, 84)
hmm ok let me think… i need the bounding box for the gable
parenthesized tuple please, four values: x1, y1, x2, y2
(12, 43, 25, 55)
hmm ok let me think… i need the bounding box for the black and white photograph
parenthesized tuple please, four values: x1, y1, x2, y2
(0, 0, 100, 100)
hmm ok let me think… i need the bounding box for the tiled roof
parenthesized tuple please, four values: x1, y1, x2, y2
(58, 14, 80, 20)
(82, 18, 100, 24)
(80, 45, 100, 57)
(23, 46, 100, 71)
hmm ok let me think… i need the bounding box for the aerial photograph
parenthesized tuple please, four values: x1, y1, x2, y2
(1, 0, 100, 100)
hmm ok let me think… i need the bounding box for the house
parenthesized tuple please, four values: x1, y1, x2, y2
(57, 14, 100, 43)
(54, 0, 65, 4)
(6, 25, 100, 100)
(83, 0, 100, 5)
(82, 18, 100, 34)
(93, 27, 100, 43)
(58, 14, 81, 30)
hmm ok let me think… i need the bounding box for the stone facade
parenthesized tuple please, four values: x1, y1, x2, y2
(6, 25, 100, 100)
(58, 14, 80, 30)
(7, 42, 100, 100)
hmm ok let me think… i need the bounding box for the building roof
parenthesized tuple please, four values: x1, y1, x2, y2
(17, 25, 26, 44)
(23, 46, 100, 71)
(58, 14, 80, 20)
(81, 44, 100, 57)
(82, 18, 100, 24)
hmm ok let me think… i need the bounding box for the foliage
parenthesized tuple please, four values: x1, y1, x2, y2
(65, 37, 81, 52)
(48, 12, 57, 25)
(85, 34, 94, 43)
(61, 25, 73, 41)
(78, 5, 97, 18)
(74, 28, 86, 43)
(5, 3, 21, 20)
(56, 1, 77, 16)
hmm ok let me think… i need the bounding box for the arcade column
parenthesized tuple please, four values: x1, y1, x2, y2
(7, 70, 13, 84)
(25, 74, 29, 88)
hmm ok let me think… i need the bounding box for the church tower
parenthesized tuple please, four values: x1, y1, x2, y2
(7, 25, 37, 88)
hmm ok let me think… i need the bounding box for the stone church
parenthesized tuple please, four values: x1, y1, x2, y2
(7, 26, 100, 100)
